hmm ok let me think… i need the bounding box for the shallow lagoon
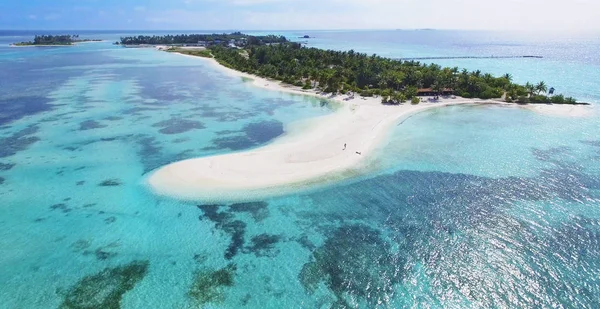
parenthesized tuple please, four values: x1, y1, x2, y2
(1, 31, 600, 308)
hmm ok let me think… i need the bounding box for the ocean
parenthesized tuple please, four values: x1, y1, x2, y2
(0, 30, 599, 308)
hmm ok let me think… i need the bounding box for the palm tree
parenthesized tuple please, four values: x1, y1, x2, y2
(535, 81, 547, 95)
(483, 73, 493, 83)
(503, 73, 513, 82)
(525, 82, 536, 97)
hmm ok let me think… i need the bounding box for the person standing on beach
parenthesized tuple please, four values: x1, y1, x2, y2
(343, 143, 347, 150)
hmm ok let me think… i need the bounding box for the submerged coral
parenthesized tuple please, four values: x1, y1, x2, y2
(59, 260, 149, 309)
(198, 204, 246, 260)
(244, 233, 281, 257)
(188, 264, 236, 305)
(222, 220, 246, 260)
(299, 224, 403, 307)
(229, 201, 269, 222)
(0, 162, 15, 170)
(151, 118, 205, 135)
(98, 179, 122, 187)
(79, 120, 107, 131)
(0, 125, 40, 158)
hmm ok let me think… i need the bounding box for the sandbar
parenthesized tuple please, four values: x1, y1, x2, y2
(147, 54, 594, 202)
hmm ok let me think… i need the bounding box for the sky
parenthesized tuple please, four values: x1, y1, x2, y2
(1, 0, 599, 31)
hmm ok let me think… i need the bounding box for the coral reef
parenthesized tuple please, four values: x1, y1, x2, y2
(59, 260, 149, 309)
(98, 179, 122, 187)
(299, 224, 403, 306)
(188, 264, 236, 305)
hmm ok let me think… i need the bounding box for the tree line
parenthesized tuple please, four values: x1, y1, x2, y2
(14, 35, 78, 46)
(206, 43, 577, 104)
(13, 35, 101, 46)
(118, 32, 288, 46)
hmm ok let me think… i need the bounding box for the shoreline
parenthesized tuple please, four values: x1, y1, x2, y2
(147, 52, 595, 202)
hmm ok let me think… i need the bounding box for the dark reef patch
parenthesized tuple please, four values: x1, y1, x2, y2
(0, 125, 41, 158)
(134, 135, 181, 173)
(188, 264, 236, 306)
(50, 203, 72, 213)
(98, 179, 122, 187)
(197, 204, 231, 226)
(152, 118, 205, 135)
(244, 234, 281, 257)
(0, 177, 4, 185)
(81, 242, 120, 261)
(205, 136, 254, 151)
(196, 106, 256, 122)
(222, 221, 246, 260)
(299, 224, 403, 307)
(172, 137, 190, 143)
(123, 107, 163, 115)
(193, 253, 208, 264)
(58, 260, 149, 309)
(197, 204, 246, 260)
(214, 129, 241, 135)
(204, 120, 284, 151)
(104, 116, 123, 121)
(79, 120, 107, 131)
(71, 239, 91, 252)
(229, 201, 269, 222)
(76, 181, 85, 186)
(244, 120, 284, 144)
(0, 96, 53, 126)
(104, 216, 116, 224)
(94, 248, 118, 261)
(0, 162, 15, 170)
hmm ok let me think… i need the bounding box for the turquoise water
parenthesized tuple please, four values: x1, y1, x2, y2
(1, 31, 600, 308)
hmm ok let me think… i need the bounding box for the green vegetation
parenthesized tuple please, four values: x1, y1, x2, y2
(123, 32, 579, 104)
(204, 40, 578, 104)
(13, 35, 100, 46)
(188, 265, 236, 305)
(167, 47, 212, 58)
(118, 32, 287, 46)
(59, 260, 149, 309)
(509, 81, 577, 104)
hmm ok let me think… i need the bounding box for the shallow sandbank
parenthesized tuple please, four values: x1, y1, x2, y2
(147, 53, 594, 202)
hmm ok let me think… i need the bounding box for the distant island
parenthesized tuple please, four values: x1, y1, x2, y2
(116, 32, 287, 47)
(121, 32, 580, 105)
(12, 35, 102, 46)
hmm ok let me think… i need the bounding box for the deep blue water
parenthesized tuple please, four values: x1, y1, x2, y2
(1, 30, 600, 308)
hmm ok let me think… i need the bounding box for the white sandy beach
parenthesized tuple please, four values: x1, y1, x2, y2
(147, 53, 594, 201)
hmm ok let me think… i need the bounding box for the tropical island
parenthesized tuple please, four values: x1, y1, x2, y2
(139, 33, 592, 201)
(117, 32, 287, 47)
(12, 35, 102, 46)
(120, 32, 581, 105)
